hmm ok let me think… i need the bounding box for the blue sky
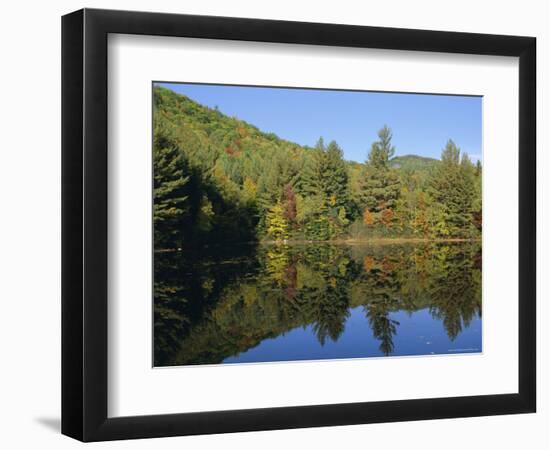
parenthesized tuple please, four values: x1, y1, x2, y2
(157, 82, 482, 164)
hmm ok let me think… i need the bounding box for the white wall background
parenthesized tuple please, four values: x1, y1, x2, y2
(0, 0, 546, 448)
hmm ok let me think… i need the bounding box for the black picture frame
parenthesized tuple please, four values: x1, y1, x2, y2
(62, 8, 536, 442)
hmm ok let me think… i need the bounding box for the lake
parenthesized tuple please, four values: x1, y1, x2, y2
(154, 241, 482, 367)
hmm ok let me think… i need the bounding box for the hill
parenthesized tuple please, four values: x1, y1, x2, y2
(390, 154, 439, 172)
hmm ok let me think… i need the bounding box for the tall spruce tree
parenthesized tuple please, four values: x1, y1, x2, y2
(322, 140, 350, 211)
(302, 138, 351, 237)
(301, 137, 326, 197)
(429, 140, 476, 237)
(361, 126, 401, 221)
(153, 122, 190, 249)
(473, 159, 482, 231)
(368, 125, 395, 169)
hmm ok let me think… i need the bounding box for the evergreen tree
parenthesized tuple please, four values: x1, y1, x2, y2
(322, 140, 350, 212)
(367, 125, 395, 169)
(473, 160, 482, 231)
(300, 138, 351, 238)
(301, 137, 326, 197)
(429, 140, 475, 237)
(153, 121, 190, 249)
(360, 126, 401, 225)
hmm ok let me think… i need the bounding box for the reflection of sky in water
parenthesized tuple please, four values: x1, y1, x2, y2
(223, 307, 481, 364)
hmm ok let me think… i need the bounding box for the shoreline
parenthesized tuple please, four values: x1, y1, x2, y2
(259, 237, 481, 245)
(155, 237, 481, 253)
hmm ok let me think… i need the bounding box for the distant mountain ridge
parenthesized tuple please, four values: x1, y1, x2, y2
(390, 154, 439, 172)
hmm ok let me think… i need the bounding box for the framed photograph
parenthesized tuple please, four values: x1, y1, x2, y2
(62, 8, 536, 441)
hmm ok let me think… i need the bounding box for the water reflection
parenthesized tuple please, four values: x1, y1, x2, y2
(154, 242, 482, 366)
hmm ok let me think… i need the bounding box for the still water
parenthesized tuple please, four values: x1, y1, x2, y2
(154, 242, 481, 367)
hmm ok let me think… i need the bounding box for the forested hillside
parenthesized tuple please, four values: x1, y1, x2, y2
(389, 154, 438, 172)
(153, 86, 482, 249)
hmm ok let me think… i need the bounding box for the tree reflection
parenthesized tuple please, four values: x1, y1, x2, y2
(427, 244, 482, 340)
(154, 241, 482, 366)
(366, 306, 399, 356)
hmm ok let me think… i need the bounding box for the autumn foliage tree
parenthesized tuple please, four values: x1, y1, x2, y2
(282, 183, 297, 227)
(266, 202, 290, 241)
(363, 209, 375, 226)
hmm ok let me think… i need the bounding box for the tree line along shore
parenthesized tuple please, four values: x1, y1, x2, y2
(153, 86, 482, 250)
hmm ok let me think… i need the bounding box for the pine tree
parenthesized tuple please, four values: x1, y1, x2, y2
(473, 160, 482, 231)
(367, 125, 395, 169)
(153, 122, 190, 249)
(360, 126, 400, 223)
(301, 137, 326, 197)
(429, 140, 475, 237)
(300, 138, 351, 238)
(322, 140, 350, 211)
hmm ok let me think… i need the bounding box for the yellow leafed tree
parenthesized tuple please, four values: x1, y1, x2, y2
(266, 202, 290, 241)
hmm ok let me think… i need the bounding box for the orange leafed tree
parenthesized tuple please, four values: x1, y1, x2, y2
(363, 208, 375, 226)
(380, 208, 394, 227)
(363, 256, 376, 272)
